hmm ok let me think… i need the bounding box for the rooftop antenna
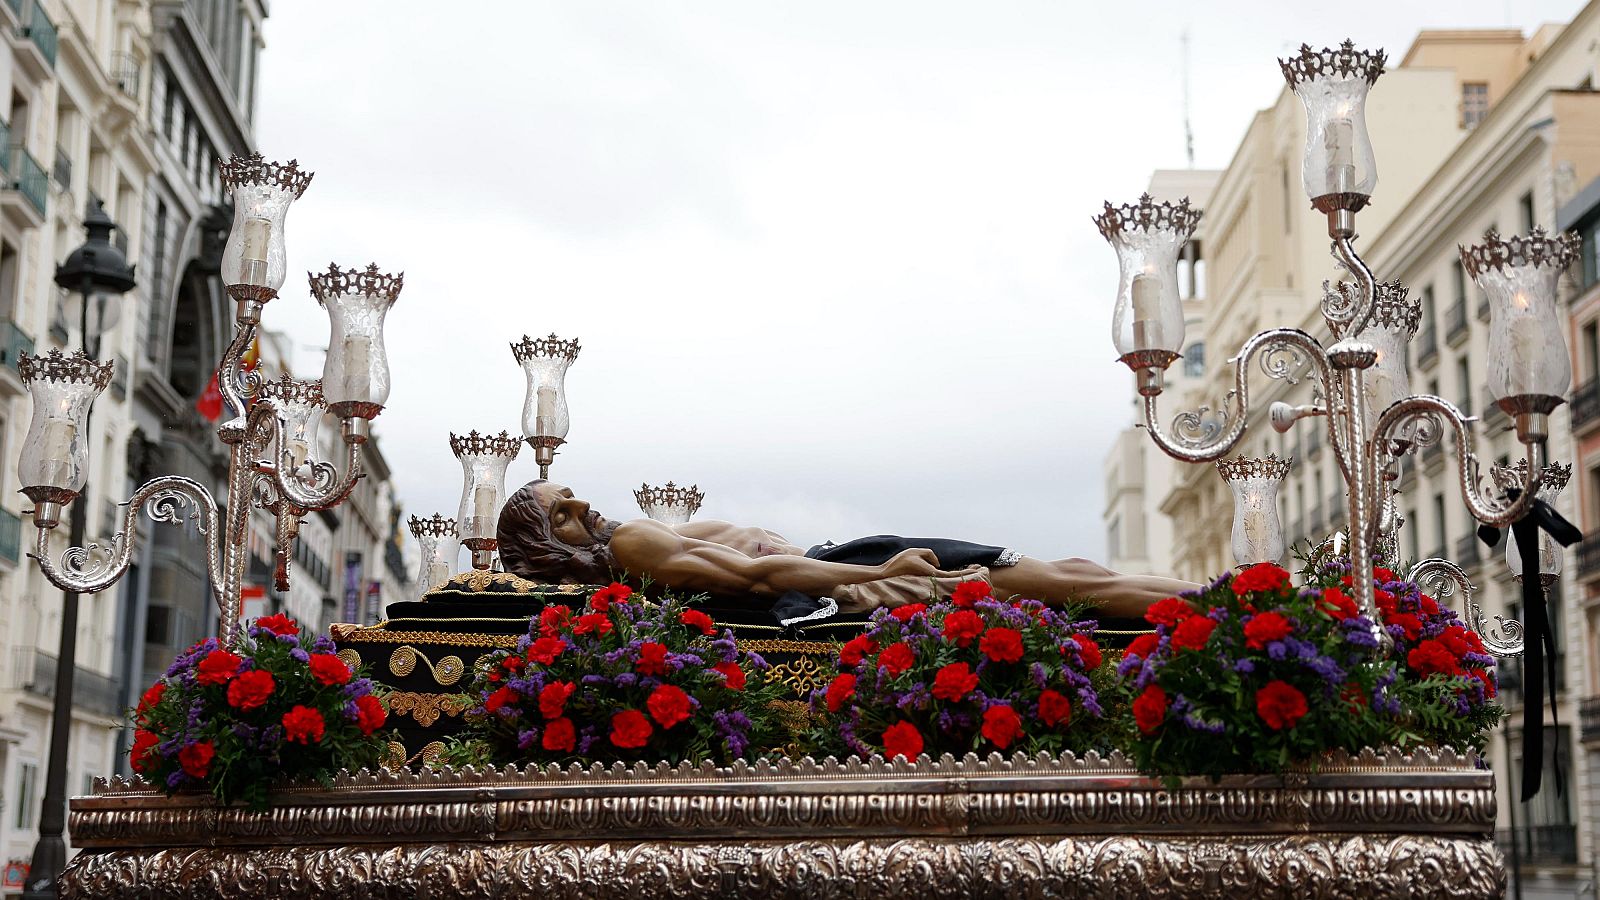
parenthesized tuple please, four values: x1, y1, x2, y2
(1181, 27, 1195, 168)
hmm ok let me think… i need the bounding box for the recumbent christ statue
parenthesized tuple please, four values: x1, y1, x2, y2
(496, 480, 1196, 618)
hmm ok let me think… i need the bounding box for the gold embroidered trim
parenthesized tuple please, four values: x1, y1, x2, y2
(741, 639, 836, 655)
(388, 646, 465, 687)
(336, 648, 363, 671)
(332, 628, 519, 649)
(765, 656, 833, 697)
(386, 692, 474, 727)
(418, 741, 447, 768)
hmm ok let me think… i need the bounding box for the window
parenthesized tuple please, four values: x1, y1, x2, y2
(15, 762, 36, 829)
(1578, 215, 1600, 291)
(1457, 357, 1472, 415)
(1182, 342, 1205, 377)
(1520, 191, 1536, 233)
(1421, 285, 1435, 329)
(1406, 508, 1419, 562)
(1432, 493, 1447, 555)
(1584, 322, 1599, 382)
(1107, 517, 1121, 561)
(0, 242, 17, 320)
(145, 604, 171, 644)
(1462, 82, 1489, 128)
(1452, 261, 1467, 308)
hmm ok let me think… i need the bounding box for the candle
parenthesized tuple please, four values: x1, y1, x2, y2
(1510, 318, 1537, 396)
(473, 483, 497, 523)
(240, 217, 271, 285)
(1131, 273, 1160, 350)
(343, 336, 372, 403)
(39, 419, 75, 488)
(1325, 117, 1355, 194)
(426, 561, 451, 592)
(535, 385, 557, 434)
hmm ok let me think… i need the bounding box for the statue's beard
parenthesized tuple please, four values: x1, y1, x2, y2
(585, 510, 619, 548)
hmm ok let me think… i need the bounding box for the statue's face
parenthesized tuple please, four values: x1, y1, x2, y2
(532, 481, 611, 548)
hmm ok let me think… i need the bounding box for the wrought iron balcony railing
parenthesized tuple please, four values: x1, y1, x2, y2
(1578, 533, 1600, 582)
(7, 144, 47, 215)
(18, 0, 57, 68)
(1455, 533, 1482, 569)
(0, 317, 32, 373)
(51, 141, 69, 189)
(0, 507, 20, 565)
(1497, 824, 1578, 865)
(1416, 326, 1438, 368)
(1572, 379, 1600, 431)
(1581, 696, 1600, 744)
(1445, 299, 1469, 345)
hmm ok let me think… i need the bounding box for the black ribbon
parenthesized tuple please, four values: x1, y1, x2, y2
(1476, 496, 1581, 801)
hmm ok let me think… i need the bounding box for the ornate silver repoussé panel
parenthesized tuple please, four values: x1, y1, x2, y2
(63, 748, 1502, 899)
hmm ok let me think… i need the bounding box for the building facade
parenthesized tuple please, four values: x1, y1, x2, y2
(1121, 11, 1600, 895)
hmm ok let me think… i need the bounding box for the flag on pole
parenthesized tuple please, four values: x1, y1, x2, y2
(195, 337, 259, 422)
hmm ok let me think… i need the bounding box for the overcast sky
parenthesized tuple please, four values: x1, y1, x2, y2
(253, 0, 1585, 569)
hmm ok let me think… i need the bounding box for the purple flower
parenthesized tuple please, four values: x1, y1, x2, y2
(289, 648, 310, 663)
(311, 635, 336, 654)
(1233, 658, 1256, 674)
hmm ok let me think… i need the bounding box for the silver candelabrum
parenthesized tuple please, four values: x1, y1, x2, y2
(17, 154, 402, 641)
(1100, 42, 1582, 658)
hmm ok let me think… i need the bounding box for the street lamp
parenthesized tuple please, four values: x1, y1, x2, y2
(23, 201, 136, 900)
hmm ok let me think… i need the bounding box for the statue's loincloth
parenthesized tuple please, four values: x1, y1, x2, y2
(805, 535, 1023, 569)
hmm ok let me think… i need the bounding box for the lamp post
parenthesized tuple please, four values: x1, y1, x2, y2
(23, 201, 136, 899)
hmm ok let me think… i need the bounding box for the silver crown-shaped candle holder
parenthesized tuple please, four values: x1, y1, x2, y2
(635, 482, 705, 526)
(1217, 454, 1292, 568)
(408, 513, 461, 598)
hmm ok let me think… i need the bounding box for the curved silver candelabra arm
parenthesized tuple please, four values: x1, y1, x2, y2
(1370, 395, 1540, 527)
(244, 402, 365, 512)
(1407, 557, 1522, 658)
(30, 476, 224, 607)
(1142, 328, 1333, 463)
(1324, 236, 1378, 340)
(216, 322, 265, 423)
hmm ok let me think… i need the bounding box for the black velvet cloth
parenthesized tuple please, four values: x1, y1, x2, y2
(803, 534, 1009, 568)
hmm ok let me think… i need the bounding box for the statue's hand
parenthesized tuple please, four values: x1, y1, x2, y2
(879, 548, 947, 580)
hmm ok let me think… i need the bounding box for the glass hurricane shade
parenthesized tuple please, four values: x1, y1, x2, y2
(1095, 196, 1200, 358)
(1463, 230, 1579, 403)
(635, 483, 704, 526)
(311, 265, 402, 415)
(220, 185, 296, 291)
(1357, 281, 1419, 441)
(408, 515, 459, 599)
(258, 376, 325, 476)
(1217, 455, 1292, 567)
(17, 350, 113, 497)
(512, 335, 580, 441)
(1492, 460, 1570, 578)
(450, 432, 520, 544)
(1281, 43, 1384, 202)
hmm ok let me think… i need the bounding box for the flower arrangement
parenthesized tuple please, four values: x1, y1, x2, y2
(129, 614, 390, 810)
(452, 583, 785, 764)
(1120, 560, 1502, 781)
(808, 580, 1120, 760)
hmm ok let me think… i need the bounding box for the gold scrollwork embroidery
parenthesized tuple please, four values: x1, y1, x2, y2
(385, 692, 474, 727)
(336, 648, 362, 672)
(741, 639, 836, 655)
(418, 741, 447, 768)
(388, 646, 466, 687)
(765, 656, 832, 698)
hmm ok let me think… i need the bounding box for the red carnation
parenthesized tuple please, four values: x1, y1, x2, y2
(1387, 613, 1423, 641)
(484, 686, 518, 713)
(942, 610, 985, 648)
(1243, 611, 1293, 649)
(1125, 633, 1160, 661)
(501, 655, 525, 673)
(647, 683, 693, 729)
(1071, 634, 1102, 671)
(1418, 594, 1440, 616)
(839, 634, 878, 667)
(1339, 681, 1368, 713)
(528, 637, 565, 666)
(877, 642, 915, 677)
(980, 627, 1024, 663)
(542, 717, 576, 752)
(679, 609, 715, 636)
(931, 662, 979, 702)
(1133, 684, 1168, 735)
(354, 694, 387, 734)
(1255, 680, 1309, 731)
(713, 661, 746, 691)
(952, 580, 991, 608)
(1438, 626, 1473, 658)
(1170, 615, 1216, 651)
(1408, 640, 1464, 677)
(226, 669, 275, 710)
(1231, 562, 1290, 595)
(539, 681, 576, 719)
(1317, 588, 1358, 621)
(1372, 567, 1396, 583)
(635, 642, 669, 676)
(1037, 689, 1072, 727)
(129, 729, 160, 773)
(590, 582, 632, 612)
(1374, 589, 1397, 616)
(890, 603, 927, 623)
(1465, 630, 1487, 655)
(1470, 667, 1497, 698)
(539, 605, 573, 639)
(825, 673, 857, 712)
(981, 704, 1023, 749)
(308, 653, 352, 687)
(609, 709, 653, 748)
(256, 613, 298, 636)
(138, 681, 166, 714)
(573, 613, 613, 636)
(178, 741, 215, 778)
(881, 721, 924, 760)
(1144, 597, 1195, 628)
(282, 705, 326, 744)
(196, 649, 243, 685)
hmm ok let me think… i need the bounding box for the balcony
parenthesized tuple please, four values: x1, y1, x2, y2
(110, 352, 128, 398)
(1309, 504, 1326, 537)
(0, 317, 31, 396)
(1454, 533, 1482, 570)
(1416, 326, 1439, 369)
(1578, 533, 1600, 582)
(1497, 825, 1578, 866)
(1581, 697, 1600, 744)
(50, 141, 68, 190)
(5, 648, 123, 718)
(0, 507, 19, 567)
(2, 144, 46, 227)
(1573, 379, 1600, 433)
(111, 51, 140, 99)
(11, 0, 56, 79)
(1445, 300, 1470, 347)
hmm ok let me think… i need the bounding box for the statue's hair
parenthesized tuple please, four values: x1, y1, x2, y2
(496, 480, 618, 585)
